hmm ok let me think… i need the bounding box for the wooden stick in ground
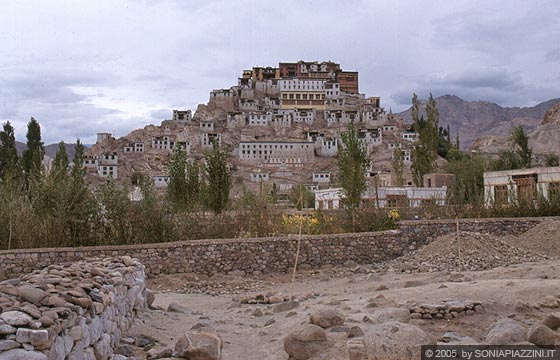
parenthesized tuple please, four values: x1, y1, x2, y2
(290, 218, 304, 300)
(456, 217, 462, 272)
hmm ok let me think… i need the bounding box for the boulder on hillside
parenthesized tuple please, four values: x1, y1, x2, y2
(309, 308, 345, 329)
(353, 321, 435, 360)
(370, 307, 410, 323)
(174, 327, 222, 360)
(527, 324, 557, 346)
(543, 312, 560, 330)
(485, 318, 527, 345)
(283, 324, 328, 360)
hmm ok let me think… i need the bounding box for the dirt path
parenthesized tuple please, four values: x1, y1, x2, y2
(127, 258, 560, 359)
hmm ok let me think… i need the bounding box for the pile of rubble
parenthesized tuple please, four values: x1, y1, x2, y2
(0, 256, 148, 360)
(374, 231, 552, 273)
(408, 299, 484, 320)
(150, 273, 269, 296)
(238, 292, 290, 305)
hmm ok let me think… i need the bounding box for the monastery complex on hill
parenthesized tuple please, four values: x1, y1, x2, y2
(85, 60, 450, 207)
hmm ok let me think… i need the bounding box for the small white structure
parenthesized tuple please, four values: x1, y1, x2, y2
(99, 152, 118, 166)
(325, 82, 341, 98)
(152, 136, 175, 150)
(98, 165, 117, 179)
(201, 132, 222, 147)
(319, 137, 338, 157)
(483, 167, 560, 206)
(238, 141, 314, 163)
(124, 142, 144, 153)
(154, 175, 170, 187)
(173, 109, 192, 122)
(200, 122, 215, 131)
(293, 109, 315, 124)
(129, 186, 143, 202)
(314, 186, 447, 210)
(83, 156, 98, 168)
(278, 79, 325, 92)
(312, 172, 331, 183)
(96, 132, 112, 144)
(250, 171, 270, 182)
(246, 112, 271, 126)
(401, 131, 418, 142)
(325, 110, 360, 125)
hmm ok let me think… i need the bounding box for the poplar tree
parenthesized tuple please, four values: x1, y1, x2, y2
(511, 125, 532, 168)
(411, 93, 438, 186)
(52, 141, 69, 175)
(22, 117, 44, 179)
(167, 144, 188, 212)
(0, 121, 19, 180)
(392, 145, 404, 187)
(338, 124, 369, 209)
(185, 160, 201, 207)
(204, 141, 231, 214)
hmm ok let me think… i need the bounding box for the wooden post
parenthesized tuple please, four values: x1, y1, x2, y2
(456, 217, 462, 272)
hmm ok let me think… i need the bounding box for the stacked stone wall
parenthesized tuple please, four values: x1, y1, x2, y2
(0, 256, 147, 359)
(0, 217, 548, 280)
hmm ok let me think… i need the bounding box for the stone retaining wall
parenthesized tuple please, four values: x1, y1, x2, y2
(0, 217, 548, 279)
(0, 256, 147, 359)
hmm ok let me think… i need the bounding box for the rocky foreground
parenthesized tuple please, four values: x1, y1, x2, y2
(118, 220, 560, 360)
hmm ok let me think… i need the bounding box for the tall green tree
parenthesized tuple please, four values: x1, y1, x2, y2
(71, 139, 86, 180)
(167, 144, 188, 212)
(545, 154, 559, 167)
(204, 141, 231, 214)
(288, 183, 315, 210)
(511, 125, 532, 168)
(0, 121, 19, 179)
(445, 152, 486, 206)
(68, 139, 96, 245)
(52, 141, 69, 175)
(22, 117, 44, 179)
(185, 160, 201, 207)
(392, 145, 404, 187)
(411, 93, 439, 186)
(338, 124, 369, 209)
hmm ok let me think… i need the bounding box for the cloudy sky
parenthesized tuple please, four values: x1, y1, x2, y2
(1, 0, 559, 144)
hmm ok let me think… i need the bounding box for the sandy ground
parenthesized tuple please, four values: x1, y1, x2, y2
(126, 258, 560, 359)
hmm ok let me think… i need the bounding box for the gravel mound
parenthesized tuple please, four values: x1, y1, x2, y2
(505, 218, 560, 256)
(375, 230, 553, 273)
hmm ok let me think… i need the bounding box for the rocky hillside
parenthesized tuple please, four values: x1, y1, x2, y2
(397, 95, 560, 149)
(471, 102, 560, 158)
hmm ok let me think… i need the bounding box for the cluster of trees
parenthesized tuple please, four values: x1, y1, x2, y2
(0, 118, 102, 249)
(1, 95, 557, 249)
(0, 118, 232, 250)
(166, 141, 231, 214)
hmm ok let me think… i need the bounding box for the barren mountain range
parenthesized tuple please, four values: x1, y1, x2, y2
(397, 95, 560, 150)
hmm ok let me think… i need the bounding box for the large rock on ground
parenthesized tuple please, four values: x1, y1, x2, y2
(0, 349, 48, 360)
(370, 307, 410, 323)
(352, 321, 435, 360)
(175, 328, 223, 360)
(283, 324, 328, 360)
(527, 324, 557, 346)
(485, 318, 527, 345)
(309, 308, 345, 329)
(273, 300, 299, 313)
(17, 285, 48, 305)
(543, 313, 560, 330)
(0, 311, 32, 327)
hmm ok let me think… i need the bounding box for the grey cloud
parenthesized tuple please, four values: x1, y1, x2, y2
(545, 48, 560, 62)
(390, 68, 556, 109)
(2, 1, 560, 140)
